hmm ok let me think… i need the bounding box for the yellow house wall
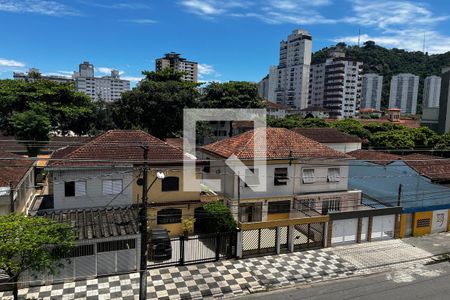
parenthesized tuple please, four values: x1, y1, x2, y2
(132, 168, 201, 204)
(148, 203, 203, 237)
(399, 214, 408, 238)
(267, 213, 290, 221)
(412, 211, 433, 237)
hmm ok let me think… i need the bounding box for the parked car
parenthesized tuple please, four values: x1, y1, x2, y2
(149, 228, 172, 261)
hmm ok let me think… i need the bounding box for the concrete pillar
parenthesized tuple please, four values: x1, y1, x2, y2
(287, 225, 294, 252)
(275, 227, 281, 254)
(356, 218, 362, 243)
(236, 229, 243, 258)
(261, 201, 268, 221)
(326, 221, 333, 247)
(367, 216, 373, 242)
(394, 214, 401, 239)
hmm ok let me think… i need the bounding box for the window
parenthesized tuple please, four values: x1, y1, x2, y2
(157, 208, 182, 224)
(274, 168, 288, 186)
(64, 181, 86, 197)
(102, 179, 123, 195)
(302, 169, 315, 184)
(296, 199, 316, 211)
(161, 177, 179, 192)
(268, 201, 291, 214)
(245, 168, 259, 187)
(327, 168, 341, 182)
(322, 198, 341, 214)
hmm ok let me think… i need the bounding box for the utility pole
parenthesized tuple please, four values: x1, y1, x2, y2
(139, 145, 149, 300)
(397, 184, 403, 207)
(9, 182, 14, 213)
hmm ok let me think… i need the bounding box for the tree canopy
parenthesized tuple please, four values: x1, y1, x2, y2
(0, 214, 75, 300)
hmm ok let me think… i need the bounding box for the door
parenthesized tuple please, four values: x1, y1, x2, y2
(372, 215, 395, 240)
(332, 219, 357, 244)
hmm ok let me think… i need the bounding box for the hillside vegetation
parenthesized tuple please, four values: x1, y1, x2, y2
(312, 41, 450, 112)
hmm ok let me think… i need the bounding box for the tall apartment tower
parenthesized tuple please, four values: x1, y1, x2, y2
(309, 51, 363, 119)
(155, 52, 198, 82)
(438, 67, 450, 133)
(270, 29, 312, 109)
(423, 75, 441, 108)
(389, 73, 419, 115)
(361, 74, 383, 110)
(73, 61, 130, 102)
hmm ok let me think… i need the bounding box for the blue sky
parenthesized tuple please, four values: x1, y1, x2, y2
(1, 0, 450, 85)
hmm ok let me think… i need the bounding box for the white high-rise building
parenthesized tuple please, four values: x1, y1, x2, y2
(423, 75, 441, 108)
(269, 29, 312, 109)
(73, 61, 130, 102)
(308, 51, 363, 119)
(155, 52, 198, 82)
(389, 73, 419, 115)
(361, 74, 383, 110)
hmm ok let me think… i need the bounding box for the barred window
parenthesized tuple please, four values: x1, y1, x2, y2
(157, 208, 182, 224)
(322, 198, 341, 214)
(274, 168, 288, 186)
(161, 177, 179, 192)
(268, 201, 291, 214)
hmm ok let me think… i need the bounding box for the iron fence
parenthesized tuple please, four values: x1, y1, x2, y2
(148, 231, 237, 269)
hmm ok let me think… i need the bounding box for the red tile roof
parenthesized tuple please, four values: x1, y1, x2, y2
(348, 150, 401, 165)
(292, 128, 362, 144)
(50, 130, 184, 167)
(403, 153, 450, 182)
(202, 128, 351, 160)
(264, 100, 291, 110)
(0, 150, 34, 187)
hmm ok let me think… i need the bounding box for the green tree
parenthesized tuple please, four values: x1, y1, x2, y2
(370, 130, 415, 150)
(201, 201, 237, 233)
(200, 81, 264, 109)
(267, 116, 330, 129)
(0, 79, 95, 136)
(0, 215, 75, 300)
(113, 69, 200, 138)
(9, 104, 52, 156)
(331, 119, 371, 140)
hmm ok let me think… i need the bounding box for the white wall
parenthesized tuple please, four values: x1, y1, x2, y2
(323, 142, 362, 153)
(52, 167, 133, 209)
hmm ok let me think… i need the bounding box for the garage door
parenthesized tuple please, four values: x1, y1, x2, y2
(332, 219, 358, 244)
(372, 215, 395, 240)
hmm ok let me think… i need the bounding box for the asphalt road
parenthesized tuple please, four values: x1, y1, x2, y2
(241, 261, 450, 300)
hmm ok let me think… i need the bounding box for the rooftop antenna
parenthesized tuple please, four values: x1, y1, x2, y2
(358, 28, 361, 47)
(423, 32, 426, 53)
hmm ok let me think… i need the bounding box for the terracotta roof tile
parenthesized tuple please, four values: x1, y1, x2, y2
(202, 128, 351, 160)
(403, 153, 450, 182)
(292, 128, 362, 144)
(0, 150, 34, 187)
(50, 130, 184, 167)
(348, 150, 401, 165)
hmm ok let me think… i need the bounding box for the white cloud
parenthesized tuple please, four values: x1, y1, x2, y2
(198, 63, 221, 79)
(42, 72, 72, 78)
(0, 58, 25, 68)
(122, 19, 158, 24)
(96, 67, 124, 75)
(180, 0, 336, 24)
(0, 0, 79, 16)
(121, 76, 144, 83)
(78, 1, 152, 10)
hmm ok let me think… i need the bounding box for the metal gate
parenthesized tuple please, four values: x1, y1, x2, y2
(148, 231, 237, 269)
(241, 222, 325, 258)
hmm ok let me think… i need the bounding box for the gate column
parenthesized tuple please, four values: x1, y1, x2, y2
(287, 225, 294, 252)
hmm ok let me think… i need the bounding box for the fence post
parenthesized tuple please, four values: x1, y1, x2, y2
(179, 236, 185, 266)
(215, 233, 221, 261)
(258, 228, 262, 251)
(287, 225, 294, 253)
(275, 227, 281, 254)
(307, 224, 311, 248)
(236, 229, 243, 258)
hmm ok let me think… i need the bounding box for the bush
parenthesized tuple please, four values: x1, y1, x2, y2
(201, 201, 237, 233)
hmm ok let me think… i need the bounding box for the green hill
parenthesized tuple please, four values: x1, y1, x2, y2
(312, 41, 450, 113)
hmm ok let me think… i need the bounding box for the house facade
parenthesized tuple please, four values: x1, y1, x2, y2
(0, 151, 35, 215)
(292, 128, 362, 153)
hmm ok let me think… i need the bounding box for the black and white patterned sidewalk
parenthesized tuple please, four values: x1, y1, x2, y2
(0, 249, 357, 300)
